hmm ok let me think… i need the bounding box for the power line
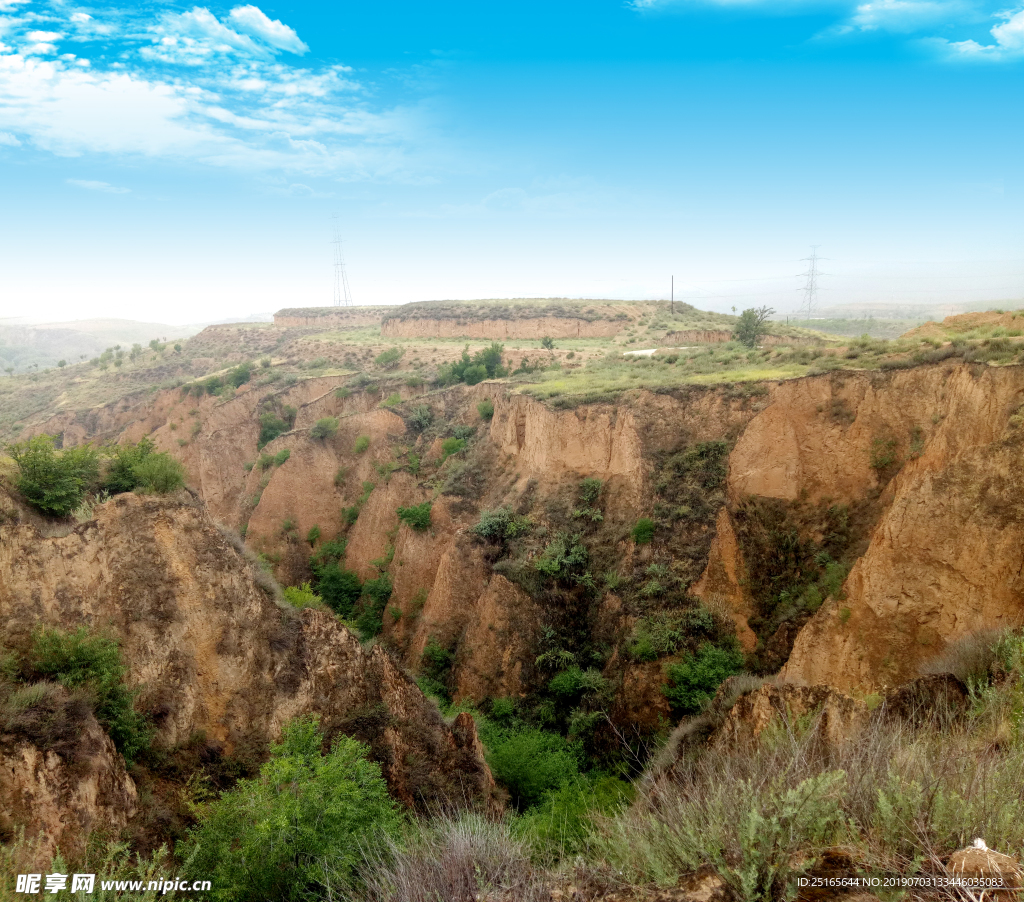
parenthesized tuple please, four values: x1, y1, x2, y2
(332, 214, 352, 307)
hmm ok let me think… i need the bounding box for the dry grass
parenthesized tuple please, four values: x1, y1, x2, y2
(335, 811, 551, 902)
(587, 638, 1024, 899)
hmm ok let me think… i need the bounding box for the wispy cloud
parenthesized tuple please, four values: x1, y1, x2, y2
(0, 2, 432, 179)
(228, 5, 308, 54)
(67, 178, 130, 193)
(830, 0, 977, 33)
(0, 130, 20, 145)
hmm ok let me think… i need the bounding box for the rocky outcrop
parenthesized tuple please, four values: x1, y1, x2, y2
(0, 493, 493, 814)
(779, 365, 1024, 690)
(0, 706, 137, 865)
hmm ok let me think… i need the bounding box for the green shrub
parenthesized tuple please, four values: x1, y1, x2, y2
(438, 342, 507, 385)
(181, 715, 402, 902)
(310, 417, 339, 440)
(354, 435, 370, 454)
(382, 392, 401, 407)
(258, 453, 275, 470)
(306, 525, 321, 547)
(535, 532, 591, 585)
(477, 399, 495, 420)
(356, 574, 393, 639)
(103, 437, 155, 494)
(227, 361, 253, 387)
(315, 565, 362, 617)
(407, 405, 433, 432)
(471, 507, 532, 542)
(419, 637, 454, 703)
(631, 517, 655, 544)
(440, 437, 466, 459)
(870, 436, 900, 471)
(374, 347, 405, 370)
(516, 774, 631, 859)
(258, 412, 290, 449)
(480, 723, 582, 809)
(133, 453, 185, 494)
(274, 448, 291, 466)
(8, 435, 100, 517)
(540, 336, 555, 350)
(29, 627, 151, 763)
(663, 643, 745, 715)
(283, 583, 325, 611)
(342, 505, 360, 526)
(397, 502, 432, 531)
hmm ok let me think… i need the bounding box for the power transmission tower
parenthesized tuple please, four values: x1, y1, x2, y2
(332, 215, 352, 307)
(798, 246, 825, 320)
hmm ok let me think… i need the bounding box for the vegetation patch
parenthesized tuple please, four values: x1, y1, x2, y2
(397, 501, 432, 531)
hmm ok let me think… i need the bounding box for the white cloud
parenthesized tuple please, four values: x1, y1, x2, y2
(0, 129, 20, 144)
(67, 177, 130, 192)
(943, 6, 1024, 54)
(833, 0, 975, 32)
(0, 2, 430, 180)
(142, 7, 269, 65)
(228, 5, 308, 54)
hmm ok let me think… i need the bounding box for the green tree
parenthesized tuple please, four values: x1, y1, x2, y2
(397, 502, 431, 531)
(374, 346, 405, 370)
(7, 434, 100, 517)
(734, 306, 775, 348)
(182, 715, 402, 902)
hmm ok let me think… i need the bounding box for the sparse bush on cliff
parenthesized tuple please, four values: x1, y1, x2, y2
(535, 532, 591, 586)
(103, 437, 156, 494)
(663, 642, 745, 715)
(227, 361, 252, 388)
(631, 517, 655, 544)
(355, 574, 393, 639)
(27, 627, 152, 764)
(407, 404, 433, 431)
(354, 435, 370, 454)
(397, 501, 432, 531)
(477, 398, 494, 420)
(310, 417, 339, 440)
(282, 582, 326, 611)
(257, 410, 292, 449)
(440, 436, 466, 460)
(471, 507, 532, 542)
(133, 453, 185, 494)
(182, 715, 402, 902)
(7, 434, 100, 517)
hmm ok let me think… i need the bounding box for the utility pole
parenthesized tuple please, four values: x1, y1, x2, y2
(332, 214, 352, 307)
(798, 246, 825, 320)
(671, 275, 674, 315)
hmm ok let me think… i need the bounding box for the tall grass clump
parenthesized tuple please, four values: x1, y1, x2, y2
(348, 811, 550, 902)
(591, 629, 1024, 898)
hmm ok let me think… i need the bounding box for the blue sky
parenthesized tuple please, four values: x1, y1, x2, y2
(0, 0, 1021, 323)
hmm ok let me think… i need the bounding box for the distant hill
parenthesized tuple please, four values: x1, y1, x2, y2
(0, 314, 271, 373)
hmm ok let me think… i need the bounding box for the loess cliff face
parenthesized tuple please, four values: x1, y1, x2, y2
(18, 359, 1024, 706)
(0, 492, 493, 829)
(381, 315, 624, 340)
